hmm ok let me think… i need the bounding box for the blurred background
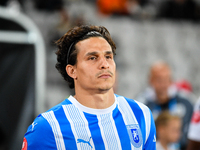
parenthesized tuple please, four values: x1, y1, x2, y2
(0, 0, 200, 149)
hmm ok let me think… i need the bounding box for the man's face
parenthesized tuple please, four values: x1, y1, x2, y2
(150, 67, 172, 99)
(72, 37, 116, 93)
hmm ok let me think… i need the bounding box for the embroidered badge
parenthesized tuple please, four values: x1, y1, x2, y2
(126, 124, 143, 148)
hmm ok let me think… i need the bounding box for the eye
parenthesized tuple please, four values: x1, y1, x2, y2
(105, 55, 112, 59)
(89, 56, 96, 60)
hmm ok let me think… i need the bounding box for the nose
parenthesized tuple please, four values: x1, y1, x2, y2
(99, 57, 109, 69)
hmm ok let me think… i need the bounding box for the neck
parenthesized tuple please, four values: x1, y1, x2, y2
(156, 94, 169, 104)
(74, 88, 115, 109)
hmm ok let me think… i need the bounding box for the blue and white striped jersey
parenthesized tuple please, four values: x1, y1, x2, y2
(23, 94, 156, 150)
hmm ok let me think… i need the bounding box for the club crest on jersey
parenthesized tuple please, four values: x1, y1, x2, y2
(126, 124, 143, 148)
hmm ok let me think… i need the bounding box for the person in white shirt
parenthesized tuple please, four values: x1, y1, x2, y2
(187, 97, 200, 150)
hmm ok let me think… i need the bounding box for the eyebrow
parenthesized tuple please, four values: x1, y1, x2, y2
(85, 51, 113, 56)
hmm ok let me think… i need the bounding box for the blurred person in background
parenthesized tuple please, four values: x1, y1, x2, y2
(155, 111, 182, 150)
(136, 60, 194, 150)
(156, 0, 200, 22)
(187, 97, 200, 150)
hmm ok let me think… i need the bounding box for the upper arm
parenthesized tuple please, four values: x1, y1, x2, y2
(23, 115, 56, 150)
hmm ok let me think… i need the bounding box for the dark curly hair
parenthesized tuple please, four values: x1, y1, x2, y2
(55, 25, 116, 89)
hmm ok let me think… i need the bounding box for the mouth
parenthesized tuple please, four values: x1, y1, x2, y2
(98, 73, 112, 79)
(97, 71, 113, 79)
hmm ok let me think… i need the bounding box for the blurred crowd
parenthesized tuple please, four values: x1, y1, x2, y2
(1, 0, 200, 44)
(1, 0, 200, 24)
(96, 0, 200, 22)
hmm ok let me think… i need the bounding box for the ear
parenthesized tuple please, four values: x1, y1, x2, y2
(66, 65, 77, 79)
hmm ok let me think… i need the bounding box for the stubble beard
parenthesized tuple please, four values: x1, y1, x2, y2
(96, 81, 114, 93)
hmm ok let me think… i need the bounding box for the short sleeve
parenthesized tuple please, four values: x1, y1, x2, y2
(23, 114, 56, 149)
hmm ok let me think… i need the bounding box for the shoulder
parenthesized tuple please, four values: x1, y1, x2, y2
(25, 114, 52, 136)
(175, 93, 194, 108)
(116, 94, 150, 112)
(116, 95, 148, 109)
(36, 97, 72, 130)
(115, 94, 156, 148)
(24, 114, 56, 149)
(24, 98, 71, 149)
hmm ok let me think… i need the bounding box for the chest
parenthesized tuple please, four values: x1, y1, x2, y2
(47, 105, 144, 150)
